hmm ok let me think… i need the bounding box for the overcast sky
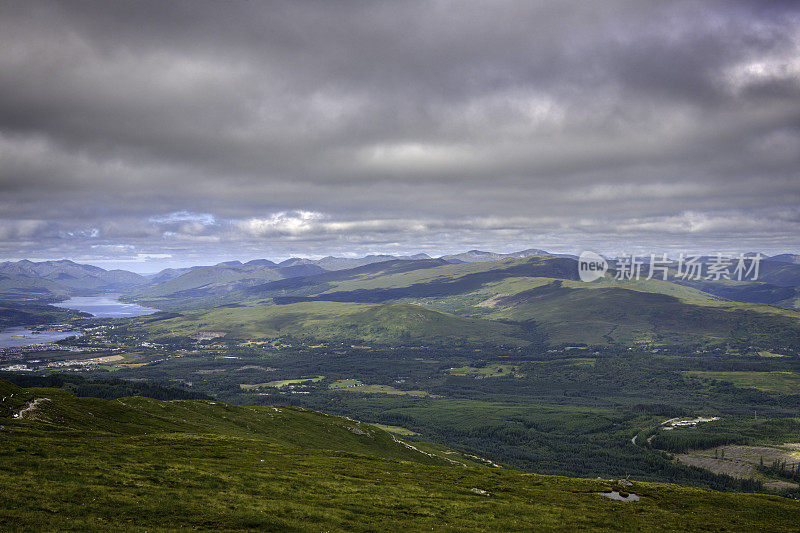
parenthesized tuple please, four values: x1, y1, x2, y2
(1, 1, 798, 271)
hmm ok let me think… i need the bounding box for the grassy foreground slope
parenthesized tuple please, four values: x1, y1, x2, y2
(2, 380, 800, 531)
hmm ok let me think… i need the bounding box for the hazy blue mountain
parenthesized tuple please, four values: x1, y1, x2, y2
(767, 254, 800, 264)
(130, 261, 327, 301)
(0, 259, 147, 297)
(757, 260, 800, 287)
(244, 259, 278, 266)
(146, 266, 202, 284)
(316, 254, 401, 270)
(278, 257, 317, 267)
(441, 248, 550, 263)
(269, 253, 437, 271)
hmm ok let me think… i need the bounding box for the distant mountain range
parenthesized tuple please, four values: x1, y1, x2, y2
(768, 254, 800, 264)
(1, 250, 799, 311)
(0, 259, 148, 300)
(0, 249, 552, 301)
(124, 250, 565, 301)
(441, 248, 565, 263)
(124, 253, 800, 349)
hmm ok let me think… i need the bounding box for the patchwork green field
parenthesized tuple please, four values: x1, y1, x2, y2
(683, 371, 800, 394)
(336, 384, 433, 397)
(328, 378, 364, 389)
(240, 376, 325, 390)
(446, 363, 523, 377)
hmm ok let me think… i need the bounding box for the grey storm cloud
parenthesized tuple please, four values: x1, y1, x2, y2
(0, 0, 799, 269)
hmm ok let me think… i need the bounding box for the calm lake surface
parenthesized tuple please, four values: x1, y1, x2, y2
(52, 295, 160, 318)
(0, 296, 157, 349)
(0, 326, 79, 348)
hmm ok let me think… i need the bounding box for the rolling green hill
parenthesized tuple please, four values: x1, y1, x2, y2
(1, 253, 789, 349)
(0, 379, 448, 464)
(675, 278, 800, 310)
(0, 300, 87, 327)
(133, 256, 800, 349)
(2, 379, 800, 531)
(479, 280, 800, 346)
(4, 253, 798, 350)
(133, 300, 534, 346)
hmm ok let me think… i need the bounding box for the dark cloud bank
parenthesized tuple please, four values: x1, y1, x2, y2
(0, 1, 798, 270)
